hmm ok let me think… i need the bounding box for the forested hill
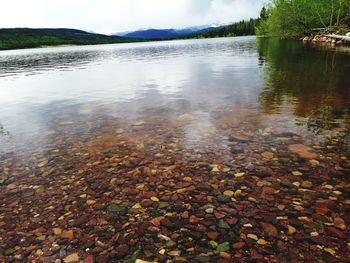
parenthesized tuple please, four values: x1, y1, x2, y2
(0, 28, 130, 51)
(196, 19, 259, 38)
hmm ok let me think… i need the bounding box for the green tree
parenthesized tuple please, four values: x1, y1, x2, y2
(257, 0, 350, 38)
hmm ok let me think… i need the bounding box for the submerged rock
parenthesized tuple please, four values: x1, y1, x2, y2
(288, 144, 318, 159)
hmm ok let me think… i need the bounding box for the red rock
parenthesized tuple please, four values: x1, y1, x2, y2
(207, 232, 220, 240)
(116, 244, 129, 255)
(226, 217, 238, 225)
(315, 207, 329, 215)
(195, 224, 207, 232)
(96, 255, 107, 263)
(260, 187, 276, 197)
(326, 227, 346, 239)
(309, 245, 319, 252)
(232, 242, 245, 250)
(160, 218, 174, 227)
(251, 249, 263, 260)
(214, 211, 226, 219)
(233, 253, 243, 259)
(84, 255, 94, 263)
(150, 217, 164, 227)
(143, 191, 157, 198)
(315, 199, 334, 208)
(171, 233, 180, 240)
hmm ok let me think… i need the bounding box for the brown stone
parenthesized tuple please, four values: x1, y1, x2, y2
(232, 242, 245, 250)
(260, 222, 278, 237)
(288, 144, 318, 159)
(61, 230, 74, 240)
(207, 232, 220, 240)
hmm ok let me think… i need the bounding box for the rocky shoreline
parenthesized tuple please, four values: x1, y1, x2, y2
(302, 31, 350, 45)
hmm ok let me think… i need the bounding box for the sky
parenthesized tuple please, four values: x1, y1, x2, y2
(0, 0, 264, 34)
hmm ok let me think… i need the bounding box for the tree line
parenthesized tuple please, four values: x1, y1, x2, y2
(257, 0, 350, 38)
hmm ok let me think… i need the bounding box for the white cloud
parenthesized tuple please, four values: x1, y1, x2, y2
(0, 0, 263, 34)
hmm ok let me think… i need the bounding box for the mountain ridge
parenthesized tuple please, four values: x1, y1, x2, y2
(115, 25, 225, 39)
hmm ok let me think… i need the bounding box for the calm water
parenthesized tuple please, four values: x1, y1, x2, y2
(0, 36, 349, 157)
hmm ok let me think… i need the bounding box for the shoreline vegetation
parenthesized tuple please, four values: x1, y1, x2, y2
(257, 0, 350, 45)
(0, 20, 259, 51)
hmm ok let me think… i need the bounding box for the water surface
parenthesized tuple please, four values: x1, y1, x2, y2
(1, 36, 349, 157)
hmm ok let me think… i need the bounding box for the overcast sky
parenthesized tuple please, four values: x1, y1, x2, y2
(0, 0, 264, 34)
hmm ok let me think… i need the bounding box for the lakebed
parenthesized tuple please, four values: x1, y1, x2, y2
(0, 36, 349, 262)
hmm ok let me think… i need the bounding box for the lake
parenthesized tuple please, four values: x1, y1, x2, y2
(1, 36, 350, 261)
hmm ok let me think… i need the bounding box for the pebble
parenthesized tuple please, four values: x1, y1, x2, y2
(288, 144, 318, 159)
(223, 190, 234, 197)
(232, 242, 245, 249)
(261, 151, 274, 159)
(61, 230, 74, 240)
(64, 253, 79, 263)
(141, 199, 153, 207)
(310, 232, 319, 237)
(287, 225, 296, 235)
(257, 239, 267, 245)
(247, 234, 258, 240)
(292, 171, 302, 176)
(205, 208, 214, 214)
(301, 181, 313, 188)
(334, 217, 346, 230)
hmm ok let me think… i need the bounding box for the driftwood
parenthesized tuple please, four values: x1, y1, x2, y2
(311, 28, 326, 31)
(325, 34, 350, 42)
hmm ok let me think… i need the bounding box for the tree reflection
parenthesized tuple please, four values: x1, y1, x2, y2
(257, 37, 350, 133)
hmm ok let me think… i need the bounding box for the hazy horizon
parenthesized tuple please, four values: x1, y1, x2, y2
(0, 0, 264, 35)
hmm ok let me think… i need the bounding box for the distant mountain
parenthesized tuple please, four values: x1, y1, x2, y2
(122, 29, 177, 39)
(115, 25, 225, 39)
(0, 28, 129, 51)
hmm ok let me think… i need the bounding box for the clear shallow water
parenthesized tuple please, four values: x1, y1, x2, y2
(2, 36, 350, 262)
(0, 36, 349, 156)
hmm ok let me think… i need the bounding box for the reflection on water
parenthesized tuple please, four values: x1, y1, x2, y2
(0, 36, 349, 156)
(257, 38, 350, 134)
